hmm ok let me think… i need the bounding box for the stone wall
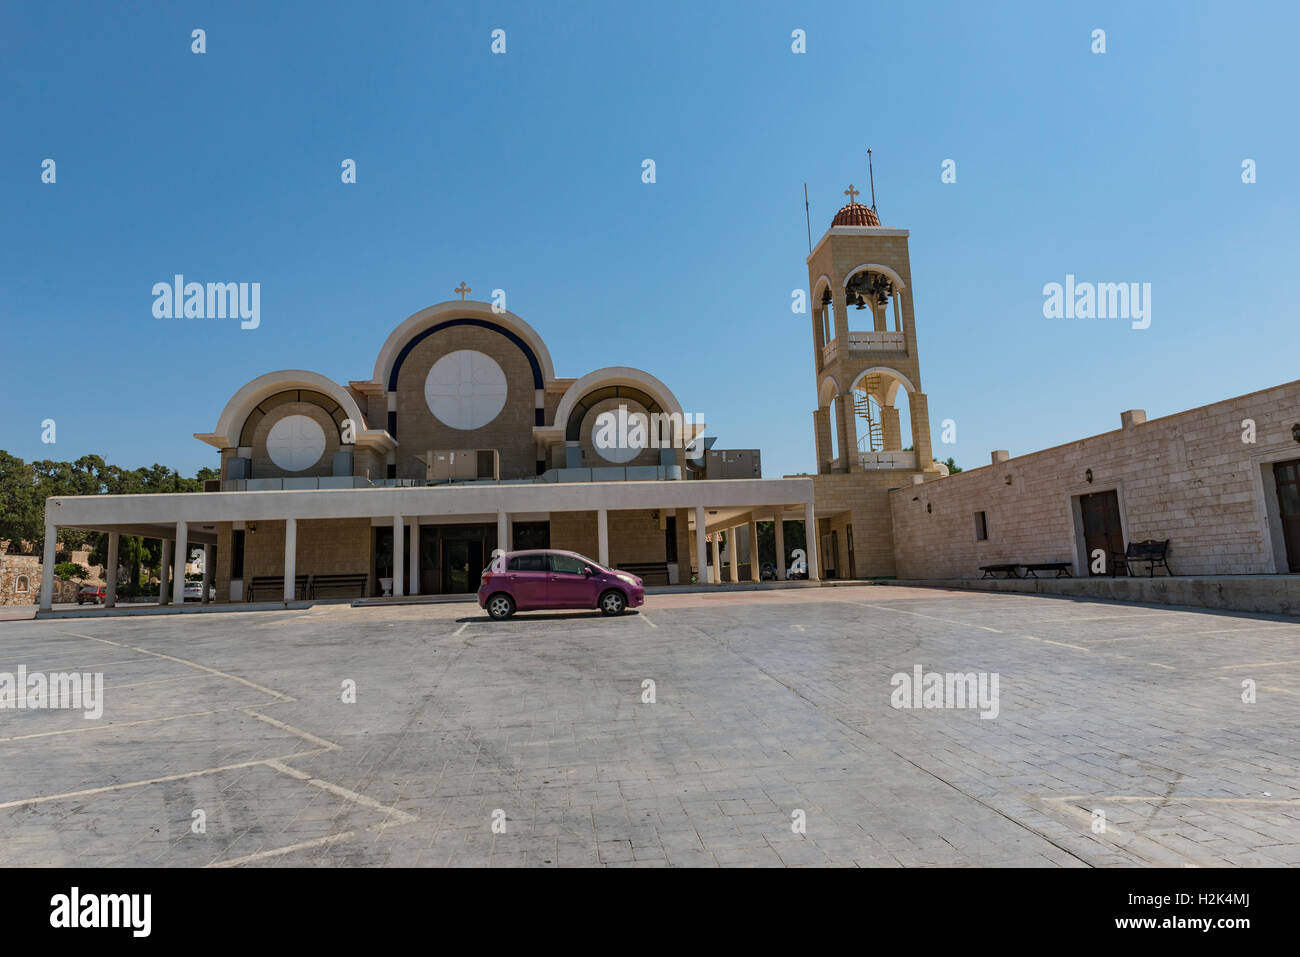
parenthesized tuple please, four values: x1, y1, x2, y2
(392, 325, 539, 481)
(0, 553, 41, 606)
(889, 381, 1300, 579)
(215, 518, 374, 600)
(547, 509, 667, 570)
(811, 470, 913, 577)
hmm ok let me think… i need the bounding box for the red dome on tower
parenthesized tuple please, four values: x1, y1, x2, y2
(831, 202, 881, 227)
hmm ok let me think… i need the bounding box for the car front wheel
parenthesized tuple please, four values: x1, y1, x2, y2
(599, 589, 627, 616)
(486, 593, 515, 620)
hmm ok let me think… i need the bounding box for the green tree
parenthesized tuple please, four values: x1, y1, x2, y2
(0, 451, 42, 550)
(53, 561, 89, 581)
(755, 520, 808, 568)
(0, 450, 218, 561)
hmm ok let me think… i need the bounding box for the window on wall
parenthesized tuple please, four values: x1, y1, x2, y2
(974, 511, 988, 541)
(231, 530, 246, 578)
(512, 522, 550, 551)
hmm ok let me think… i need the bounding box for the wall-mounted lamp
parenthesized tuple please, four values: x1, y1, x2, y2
(247, 522, 257, 533)
(1004, 475, 1013, 486)
(926, 503, 932, 513)
(1292, 423, 1300, 443)
(1085, 469, 1094, 484)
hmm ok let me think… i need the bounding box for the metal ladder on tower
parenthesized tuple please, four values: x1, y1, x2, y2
(853, 374, 884, 453)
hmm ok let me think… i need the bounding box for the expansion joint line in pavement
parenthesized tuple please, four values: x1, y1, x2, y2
(676, 611, 1098, 867)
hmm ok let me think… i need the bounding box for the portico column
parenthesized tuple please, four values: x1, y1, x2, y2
(173, 522, 189, 606)
(392, 515, 404, 598)
(597, 509, 609, 567)
(773, 514, 786, 581)
(201, 543, 213, 605)
(409, 521, 420, 596)
(747, 514, 760, 582)
(283, 517, 297, 603)
(728, 527, 740, 584)
(39, 522, 56, 610)
(496, 509, 508, 558)
(105, 532, 120, 608)
(694, 506, 708, 586)
(804, 502, 820, 582)
(159, 539, 171, 604)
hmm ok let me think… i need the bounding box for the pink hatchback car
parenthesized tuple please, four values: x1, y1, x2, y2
(478, 549, 645, 619)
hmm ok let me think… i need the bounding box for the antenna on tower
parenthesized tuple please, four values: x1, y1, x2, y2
(803, 183, 812, 253)
(867, 149, 878, 214)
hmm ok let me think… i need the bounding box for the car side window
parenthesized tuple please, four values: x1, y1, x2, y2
(508, 554, 548, 573)
(550, 554, 588, 575)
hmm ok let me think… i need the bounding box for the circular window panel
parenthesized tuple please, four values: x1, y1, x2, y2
(425, 350, 508, 430)
(592, 407, 648, 464)
(266, 414, 327, 471)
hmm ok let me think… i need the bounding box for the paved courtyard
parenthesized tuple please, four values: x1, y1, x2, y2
(1, 586, 1298, 867)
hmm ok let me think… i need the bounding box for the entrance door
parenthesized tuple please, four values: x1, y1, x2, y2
(821, 532, 837, 578)
(441, 538, 487, 594)
(1080, 489, 1124, 576)
(1274, 459, 1300, 572)
(419, 528, 440, 595)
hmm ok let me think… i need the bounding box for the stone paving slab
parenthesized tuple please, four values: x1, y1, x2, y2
(0, 586, 1297, 866)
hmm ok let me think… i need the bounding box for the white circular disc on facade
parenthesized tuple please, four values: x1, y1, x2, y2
(425, 350, 508, 430)
(266, 414, 327, 472)
(592, 408, 648, 464)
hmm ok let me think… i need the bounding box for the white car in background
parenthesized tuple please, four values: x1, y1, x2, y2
(182, 581, 215, 601)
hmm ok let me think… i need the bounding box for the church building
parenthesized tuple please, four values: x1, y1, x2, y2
(36, 181, 1300, 612)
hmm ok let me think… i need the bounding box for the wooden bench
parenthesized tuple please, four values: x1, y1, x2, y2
(1023, 562, 1073, 579)
(617, 562, 670, 586)
(1112, 539, 1173, 577)
(979, 564, 1021, 579)
(310, 573, 369, 599)
(247, 574, 308, 601)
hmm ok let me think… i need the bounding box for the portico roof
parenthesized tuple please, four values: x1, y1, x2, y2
(45, 477, 815, 529)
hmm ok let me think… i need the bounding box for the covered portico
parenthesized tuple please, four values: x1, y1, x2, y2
(39, 477, 819, 611)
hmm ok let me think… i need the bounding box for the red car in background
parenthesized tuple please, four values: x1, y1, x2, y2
(478, 549, 645, 620)
(76, 585, 106, 605)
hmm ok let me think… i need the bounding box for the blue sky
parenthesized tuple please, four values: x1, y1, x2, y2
(2, 0, 1297, 480)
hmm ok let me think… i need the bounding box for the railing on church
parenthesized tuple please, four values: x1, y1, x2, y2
(857, 450, 917, 470)
(219, 476, 376, 491)
(846, 331, 906, 351)
(821, 339, 838, 366)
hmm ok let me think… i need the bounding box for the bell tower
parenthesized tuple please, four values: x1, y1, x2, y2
(807, 185, 935, 476)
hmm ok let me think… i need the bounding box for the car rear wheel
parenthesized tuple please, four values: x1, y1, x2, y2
(599, 589, 627, 616)
(486, 593, 515, 620)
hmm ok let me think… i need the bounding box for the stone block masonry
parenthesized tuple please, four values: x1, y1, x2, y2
(889, 380, 1300, 579)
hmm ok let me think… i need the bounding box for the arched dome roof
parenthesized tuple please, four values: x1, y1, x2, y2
(831, 202, 881, 227)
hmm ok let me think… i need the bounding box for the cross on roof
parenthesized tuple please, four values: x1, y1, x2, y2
(454, 282, 472, 300)
(844, 184, 860, 204)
